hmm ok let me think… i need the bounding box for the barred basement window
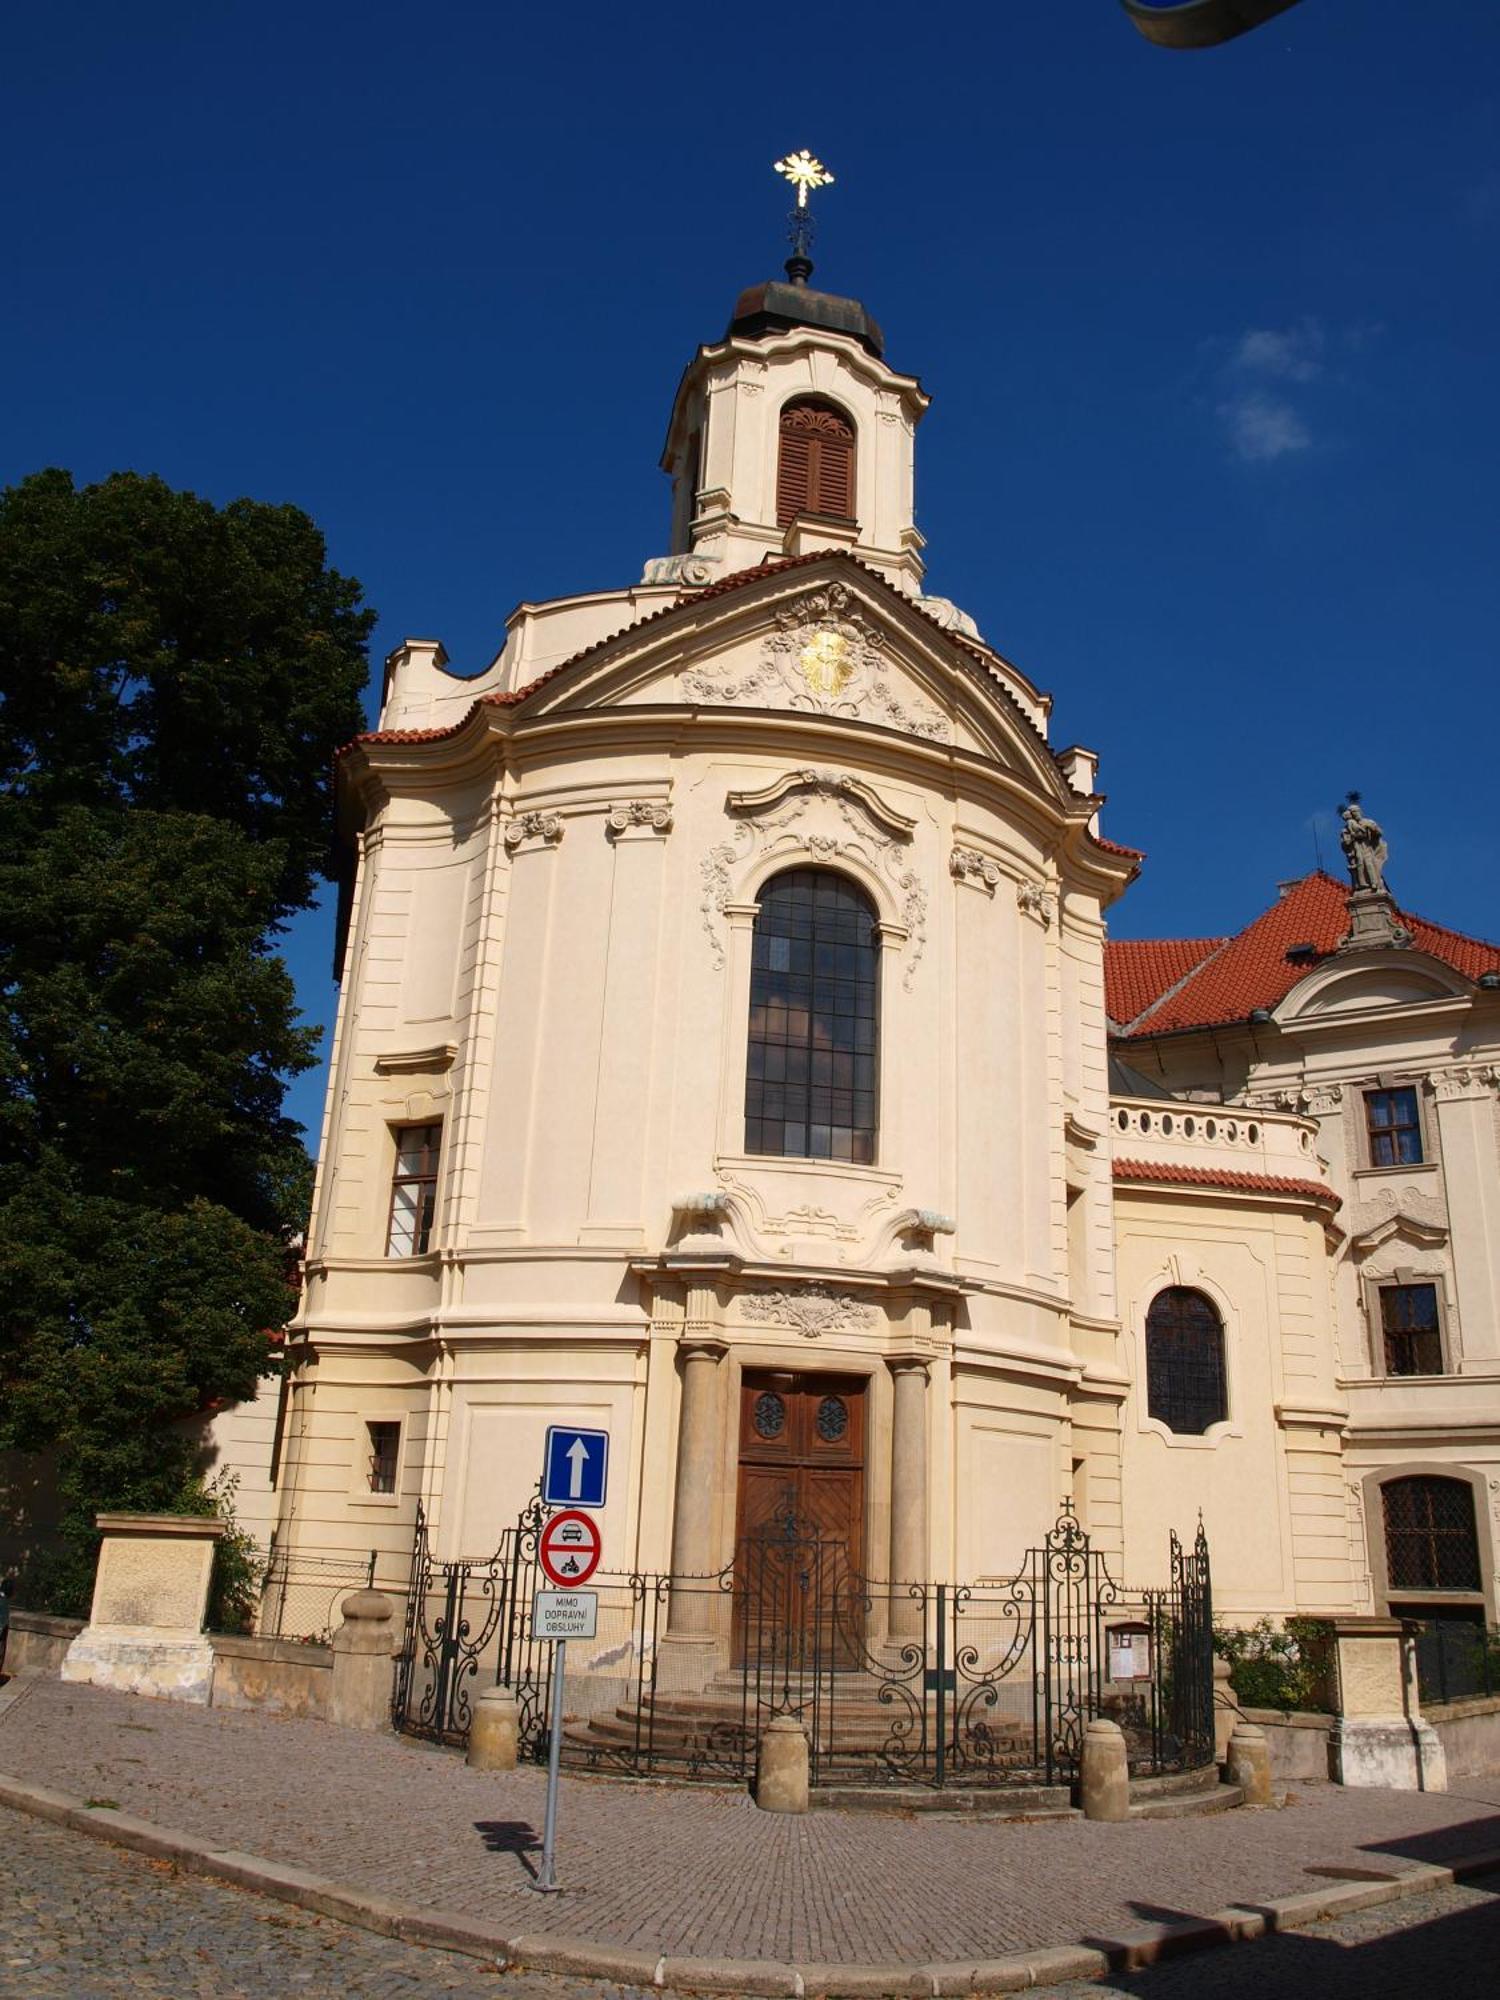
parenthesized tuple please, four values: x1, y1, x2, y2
(1379, 1283, 1444, 1376)
(1366, 1086, 1423, 1167)
(1145, 1287, 1228, 1435)
(776, 399, 856, 526)
(1383, 1476, 1481, 1592)
(387, 1122, 441, 1256)
(745, 868, 879, 1163)
(366, 1421, 400, 1495)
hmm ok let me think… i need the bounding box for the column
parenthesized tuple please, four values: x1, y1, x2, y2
(888, 1358, 930, 1639)
(667, 1338, 728, 1636)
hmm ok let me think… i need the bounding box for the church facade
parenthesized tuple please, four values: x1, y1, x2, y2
(264, 256, 1500, 1650)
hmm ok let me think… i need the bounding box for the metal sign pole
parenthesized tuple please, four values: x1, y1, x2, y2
(534, 1637, 566, 1893)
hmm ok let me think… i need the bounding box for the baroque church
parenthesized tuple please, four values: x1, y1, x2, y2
(262, 185, 1500, 1660)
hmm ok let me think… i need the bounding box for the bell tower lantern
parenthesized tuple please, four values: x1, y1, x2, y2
(651, 153, 930, 595)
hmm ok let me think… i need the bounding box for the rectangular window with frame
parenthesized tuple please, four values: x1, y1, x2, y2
(387, 1122, 441, 1256)
(366, 1421, 401, 1495)
(1379, 1282, 1445, 1376)
(1365, 1086, 1422, 1167)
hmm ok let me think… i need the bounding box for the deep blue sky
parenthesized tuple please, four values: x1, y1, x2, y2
(5, 2, 1497, 1145)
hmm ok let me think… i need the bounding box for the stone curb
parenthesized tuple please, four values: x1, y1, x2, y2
(1, 1768, 1497, 1995)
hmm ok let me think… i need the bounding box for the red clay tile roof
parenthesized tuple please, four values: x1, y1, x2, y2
(1108, 872, 1500, 1036)
(1106, 936, 1225, 1024)
(1112, 1158, 1340, 1209)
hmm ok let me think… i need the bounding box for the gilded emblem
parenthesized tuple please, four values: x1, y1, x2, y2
(799, 629, 854, 699)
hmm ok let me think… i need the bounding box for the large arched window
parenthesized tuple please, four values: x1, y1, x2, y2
(1145, 1288, 1227, 1434)
(1383, 1476, 1482, 1592)
(745, 868, 879, 1163)
(776, 400, 856, 526)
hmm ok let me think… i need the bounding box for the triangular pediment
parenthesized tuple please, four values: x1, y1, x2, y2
(517, 558, 1070, 799)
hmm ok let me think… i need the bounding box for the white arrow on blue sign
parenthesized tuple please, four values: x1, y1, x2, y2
(542, 1426, 610, 1509)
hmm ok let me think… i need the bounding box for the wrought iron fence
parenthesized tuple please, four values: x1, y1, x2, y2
(391, 1496, 1215, 1791)
(1411, 1617, 1500, 1706)
(257, 1544, 377, 1643)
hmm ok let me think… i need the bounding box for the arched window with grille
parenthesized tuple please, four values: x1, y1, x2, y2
(1382, 1476, 1482, 1592)
(1145, 1288, 1228, 1434)
(744, 868, 879, 1163)
(776, 399, 856, 527)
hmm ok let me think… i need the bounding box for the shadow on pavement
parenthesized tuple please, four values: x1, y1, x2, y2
(474, 1818, 543, 1880)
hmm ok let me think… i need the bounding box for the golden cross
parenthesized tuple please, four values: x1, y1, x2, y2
(774, 150, 835, 211)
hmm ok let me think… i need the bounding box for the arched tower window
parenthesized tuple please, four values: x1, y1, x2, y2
(745, 868, 878, 1163)
(776, 400, 856, 527)
(1145, 1288, 1227, 1434)
(1383, 1476, 1482, 1592)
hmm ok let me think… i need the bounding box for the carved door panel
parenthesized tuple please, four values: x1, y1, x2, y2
(733, 1373, 865, 1667)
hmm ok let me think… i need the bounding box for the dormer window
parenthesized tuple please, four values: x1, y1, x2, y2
(776, 400, 856, 526)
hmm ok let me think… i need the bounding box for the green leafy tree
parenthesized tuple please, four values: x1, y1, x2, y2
(0, 470, 372, 1609)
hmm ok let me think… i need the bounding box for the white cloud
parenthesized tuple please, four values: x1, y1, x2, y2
(1217, 392, 1311, 464)
(1231, 321, 1325, 383)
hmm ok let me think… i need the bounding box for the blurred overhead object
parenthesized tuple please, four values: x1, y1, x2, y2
(1121, 0, 1305, 48)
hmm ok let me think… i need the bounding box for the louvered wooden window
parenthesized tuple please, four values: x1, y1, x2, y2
(776, 400, 856, 526)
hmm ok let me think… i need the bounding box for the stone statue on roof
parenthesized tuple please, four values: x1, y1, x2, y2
(1340, 794, 1390, 895)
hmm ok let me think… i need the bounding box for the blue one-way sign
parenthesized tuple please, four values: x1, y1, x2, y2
(542, 1426, 609, 1509)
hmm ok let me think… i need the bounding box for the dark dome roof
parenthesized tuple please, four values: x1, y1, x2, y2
(727, 279, 884, 359)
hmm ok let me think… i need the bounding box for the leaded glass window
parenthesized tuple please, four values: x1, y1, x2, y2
(1145, 1287, 1227, 1435)
(1383, 1476, 1481, 1592)
(744, 869, 879, 1163)
(1379, 1283, 1444, 1376)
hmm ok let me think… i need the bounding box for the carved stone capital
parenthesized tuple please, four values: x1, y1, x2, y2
(607, 800, 673, 837)
(950, 846, 1001, 894)
(503, 811, 563, 852)
(1016, 879, 1056, 928)
(1431, 1065, 1500, 1102)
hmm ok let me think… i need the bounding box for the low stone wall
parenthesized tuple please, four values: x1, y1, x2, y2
(1238, 1705, 1335, 1783)
(6, 1611, 85, 1678)
(208, 1633, 332, 1719)
(1426, 1694, 1500, 1778)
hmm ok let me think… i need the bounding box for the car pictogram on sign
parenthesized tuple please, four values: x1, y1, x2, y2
(538, 1509, 602, 1587)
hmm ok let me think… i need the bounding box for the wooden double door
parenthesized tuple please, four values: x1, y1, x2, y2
(734, 1371, 866, 1666)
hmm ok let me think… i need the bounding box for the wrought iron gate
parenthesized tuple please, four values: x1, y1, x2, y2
(393, 1499, 1214, 1788)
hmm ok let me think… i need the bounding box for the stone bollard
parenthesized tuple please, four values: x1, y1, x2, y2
(1212, 1656, 1237, 1767)
(329, 1589, 397, 1732)
(755, 1715, 810, 1814)
(1078, 1718, 1131, 1822)
(467, 1685, 521, 1771)
(1227, 1723, 1274, 1806)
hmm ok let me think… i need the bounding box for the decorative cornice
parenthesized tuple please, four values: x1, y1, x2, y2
(503, 811, 563, 852)
(726, 768, 916, 842)
(372, 1044, 458, 1077)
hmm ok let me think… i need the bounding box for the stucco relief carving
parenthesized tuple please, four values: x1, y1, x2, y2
(916, 594, 983, 641)
(503, 811, 563, 852)
(1431, 1065, 1500, 1100)
(1016, 880, 1056, 928)
(640, 554, 718, 588)
(950, 846, 1001, 894)
(681, 583, 950, 743)
(607, 800, 673, 836)
(742, 1283, 876, 1337)
(702, 769, 929, 989)
(1348, 1185, 1449, 1254)
(1302, 1084, 1345, 1116)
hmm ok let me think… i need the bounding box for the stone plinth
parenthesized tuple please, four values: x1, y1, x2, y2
(62, 1513, 225, 1706)
(755, 1715, 810, 1813)
(1079, 1718, 1130, 1821)
(1325, 1616, 1446, 1793)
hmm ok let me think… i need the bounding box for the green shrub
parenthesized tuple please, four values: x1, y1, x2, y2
(1214, 1615, 1333, 1712)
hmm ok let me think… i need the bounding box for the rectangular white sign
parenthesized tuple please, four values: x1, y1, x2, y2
(533, 1589, 598, 1640)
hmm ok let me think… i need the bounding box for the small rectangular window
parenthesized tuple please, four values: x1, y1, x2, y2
(1379, 1283, 1444, 1376)
(387, 1122, 441, 1256)
(367, 1421, 401, 1495)
(1365, 1087, 1422, 1167)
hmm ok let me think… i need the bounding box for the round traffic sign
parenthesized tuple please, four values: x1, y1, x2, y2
(538, 1509, 602, 1587)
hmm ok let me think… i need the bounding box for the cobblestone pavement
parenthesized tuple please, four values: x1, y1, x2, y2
(0, 1803, 646, 1998)
(3, 1677, 1499, 1966)
(1, 1794, 1495, 1999)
